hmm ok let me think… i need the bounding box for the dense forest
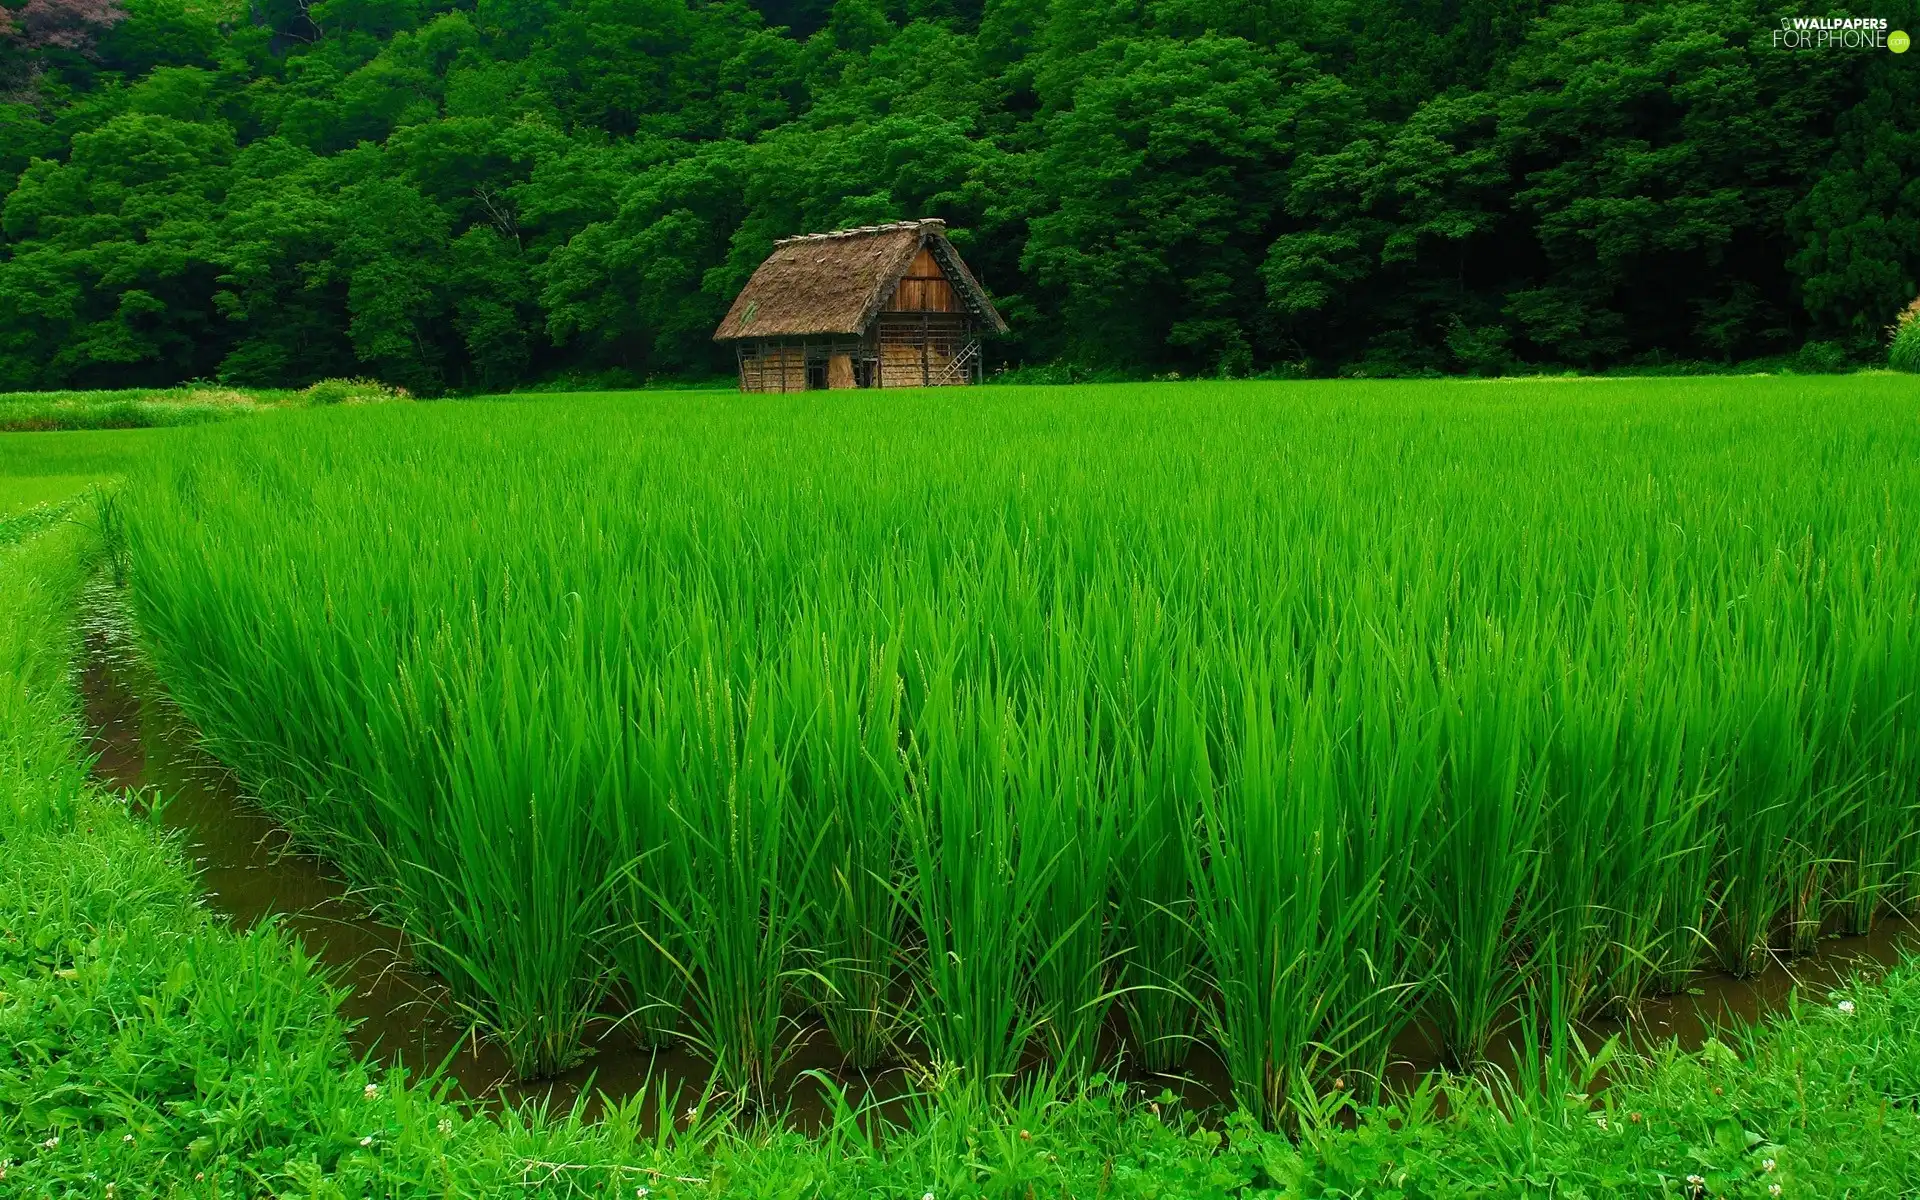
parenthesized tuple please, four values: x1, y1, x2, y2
(2, 0, 1918, 390)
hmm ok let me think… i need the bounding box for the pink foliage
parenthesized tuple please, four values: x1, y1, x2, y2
(0, 0, 128, 51)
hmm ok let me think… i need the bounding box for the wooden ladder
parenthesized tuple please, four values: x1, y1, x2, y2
(931, 338, 980, 386)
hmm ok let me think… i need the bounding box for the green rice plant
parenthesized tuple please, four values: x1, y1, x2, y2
(1646, 768, 1721, 995)
(1780, 571, 1864, 958)
(1710, 665, 1807, 977)
(1427, 636, 1549, 1068)
(1537, 610, 1700, 1015)
(1854, 690, 1920, 928)
(1548, 614, 1724, 1011)
(407, 637, 620, 1078)
(1821, 582, 1920, 935)
(1188, 651, 1382, 1125)
(781, 624, 909, 1069)
(1015, 630, 1124, 1075)
(594, 675, 688, 1048)
(1603, 699, 1717, 1009)
(110, 376, 1920, 1109)
(1536, 665, 1629, 1017)
(1315, 623, 1438, 1090)
(645, 661, 816, 1111)
(902, 663, 1052, 1085)
(1111, 674, 1207, 1075)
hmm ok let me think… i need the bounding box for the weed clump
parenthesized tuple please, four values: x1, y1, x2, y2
(299, 378, 412, 405)
(175, 387, 260, 407)
(1889, 299, 1920, 373)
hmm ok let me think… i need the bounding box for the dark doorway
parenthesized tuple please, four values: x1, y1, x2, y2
(853, 358, 875, 388)
(806, 362, 827, 390)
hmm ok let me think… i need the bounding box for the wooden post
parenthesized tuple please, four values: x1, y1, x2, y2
(921, 311, 930, 386)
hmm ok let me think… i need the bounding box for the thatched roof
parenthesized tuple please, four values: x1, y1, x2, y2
(713, 219, 1009, 341)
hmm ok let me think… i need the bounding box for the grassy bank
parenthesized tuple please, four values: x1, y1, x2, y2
(0, 381, 411, 433)
(2, 441, 1920, 1193)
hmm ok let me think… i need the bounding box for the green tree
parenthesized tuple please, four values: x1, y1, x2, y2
(0, 112, 232, 388)
(1491, 0, 1846, 365)
(1025, 35, 1357, 372)
(1264, 92, 1510, 375)
(3, 0, 1917, 389)
(1789, 4, 1920, 351)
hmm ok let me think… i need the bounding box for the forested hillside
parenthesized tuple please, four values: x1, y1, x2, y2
(2, 0, 1917, 390)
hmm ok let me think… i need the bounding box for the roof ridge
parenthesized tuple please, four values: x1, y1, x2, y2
(773, 218, 945, 247)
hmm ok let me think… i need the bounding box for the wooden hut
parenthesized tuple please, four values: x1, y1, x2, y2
(713, 218, 1008, 392)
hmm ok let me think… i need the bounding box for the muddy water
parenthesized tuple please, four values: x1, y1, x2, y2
(77, 595, 1919, 1120)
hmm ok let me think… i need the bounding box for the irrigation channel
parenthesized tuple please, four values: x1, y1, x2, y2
(77, 590, 1920, 1124)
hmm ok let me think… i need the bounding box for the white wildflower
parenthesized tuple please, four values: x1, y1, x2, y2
(1764, 1158, 1776, 1172)
(363, 1083, 379, 1100)
(1837, 999, 1856, 1015)
(438, 1118, 453, 1136)
(41, 1137, 58, 1150)
(359, 1136, 374, 1147)
(122, 1134, 134, 1144)
(1769, 1186, 1782, 1198)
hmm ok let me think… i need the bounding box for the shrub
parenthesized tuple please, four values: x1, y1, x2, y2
(987, 361, 1135, 385)
(174, 387, 260, 407)
(299, 378, 411, 405)
(1890, 299, 1920, 373)
(1791, 340, 1848, 374)
(1445, 317, 1515, 376)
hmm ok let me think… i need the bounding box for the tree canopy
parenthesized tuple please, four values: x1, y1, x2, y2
(1, 0, 1916, 389)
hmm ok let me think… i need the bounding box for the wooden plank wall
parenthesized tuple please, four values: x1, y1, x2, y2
(883, 248, 960, 313)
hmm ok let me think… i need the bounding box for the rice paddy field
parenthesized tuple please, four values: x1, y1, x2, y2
(113, 376, 1920, 1124)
